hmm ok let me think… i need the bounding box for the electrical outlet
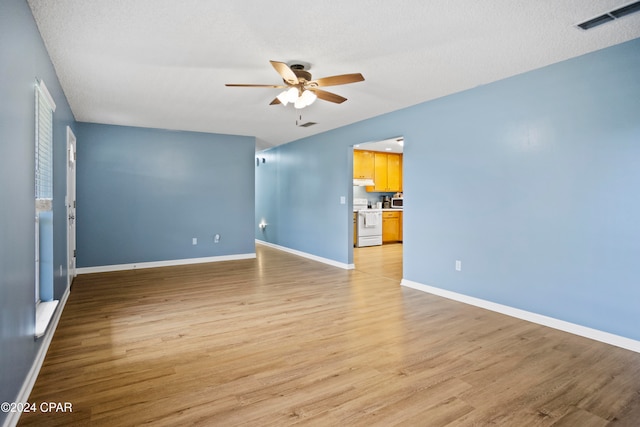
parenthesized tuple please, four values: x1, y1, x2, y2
(214, 234, 220, 243)
(455, 260, 462, 271)
(192, 238, 197, 245)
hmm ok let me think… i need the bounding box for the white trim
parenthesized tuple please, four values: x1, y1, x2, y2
(256, 239, 355, 270)
(35, 300, 59, 338)
(401, 279, 640, 354)
(66, 126, 77, 288)
(4, 287, 70, 427)
(76, 253, 256, 275)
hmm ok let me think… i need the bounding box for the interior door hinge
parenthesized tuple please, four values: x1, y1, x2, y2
(73, 249, 77, 258)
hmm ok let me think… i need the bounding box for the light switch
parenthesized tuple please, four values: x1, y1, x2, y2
(455, 260, 462, 271)
(340, 196, 346, 205)
(192, 238, 197, 245)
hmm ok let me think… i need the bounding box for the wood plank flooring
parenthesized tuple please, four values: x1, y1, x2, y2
(19, 244, 640, 426)
(353, 243, 403, 281)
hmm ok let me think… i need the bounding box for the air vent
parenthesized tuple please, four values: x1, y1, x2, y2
(578, 14, 614, 30)
(297, 121, 317, 128)
(577, 1, 640, 30)
(611, 1, 640, 18)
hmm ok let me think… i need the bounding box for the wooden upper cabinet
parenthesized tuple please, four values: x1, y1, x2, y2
(387, 153, 401, 191)
(372, 152, 388, 191)
(367, 152, 403, 192)
(353, 150, 375, 179)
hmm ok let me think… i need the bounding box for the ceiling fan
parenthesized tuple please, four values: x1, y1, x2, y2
(225, 61, 364, 109)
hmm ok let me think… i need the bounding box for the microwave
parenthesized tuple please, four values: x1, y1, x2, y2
(391, 198, 403, 209)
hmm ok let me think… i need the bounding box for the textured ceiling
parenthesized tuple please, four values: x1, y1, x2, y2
(28, 0, 640, 150)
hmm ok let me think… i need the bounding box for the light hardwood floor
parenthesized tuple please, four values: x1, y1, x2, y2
(353, 243, 403, 281)
(20, 243, 640, 426)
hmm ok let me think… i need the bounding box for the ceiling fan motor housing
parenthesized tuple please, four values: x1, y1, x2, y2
(290, 64, 312, 83)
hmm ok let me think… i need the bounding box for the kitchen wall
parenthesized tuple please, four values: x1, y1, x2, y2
(0, 0, 76, 422)
(75, 123, 256, 268)
(255, 37, 640, 342)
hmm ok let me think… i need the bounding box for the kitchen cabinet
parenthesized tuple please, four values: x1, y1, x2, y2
(382, 211, 401, 243)
(366, 152, 402, 192)
(353, 212, 357, 246)
(353, 150, 375, 180)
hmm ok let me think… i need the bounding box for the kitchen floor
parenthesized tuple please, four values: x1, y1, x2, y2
(353, 243, 402, 282)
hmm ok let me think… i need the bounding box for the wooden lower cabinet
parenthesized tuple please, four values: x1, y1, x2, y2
(353, 212, 357, 246)
(382, 211, 402, 243)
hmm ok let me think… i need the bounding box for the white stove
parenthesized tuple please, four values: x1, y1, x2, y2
(353, 198, 369, 212)
(353, 198, 382, 247)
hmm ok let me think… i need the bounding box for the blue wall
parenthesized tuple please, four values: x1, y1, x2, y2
(0, 0, 76, 420)
(257, 138, 359, 264)
(256, 38, 640, 341)
(74, 123, 256, 267)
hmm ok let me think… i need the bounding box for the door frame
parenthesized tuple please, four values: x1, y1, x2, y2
(66, 126, 77, 287)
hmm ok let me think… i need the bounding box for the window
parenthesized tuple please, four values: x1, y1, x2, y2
(35, 79, 57, 337)
(36, 80, 55, 201)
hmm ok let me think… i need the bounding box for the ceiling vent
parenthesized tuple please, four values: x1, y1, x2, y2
(297, 121, 317, 128)
(577, 1, 640, 30)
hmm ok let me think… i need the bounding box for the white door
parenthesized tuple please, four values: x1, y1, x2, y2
(66, 126, 77, 287)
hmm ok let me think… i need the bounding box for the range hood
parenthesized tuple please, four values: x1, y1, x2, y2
(353, 178, 374, 186)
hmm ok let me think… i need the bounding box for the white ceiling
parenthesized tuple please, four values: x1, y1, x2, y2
(357, 137, 404, 154)
(28, 0, 640, 151)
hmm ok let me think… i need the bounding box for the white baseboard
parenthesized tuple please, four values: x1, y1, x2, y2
(4, 286, 70, 427)
(256, 240, 354, 270)
(401, 279, 640, 354)
(76, 253, 256, 275)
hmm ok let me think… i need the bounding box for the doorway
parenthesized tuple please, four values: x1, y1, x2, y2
(66, 126, 77, 287)
(351, 136, 404, 279)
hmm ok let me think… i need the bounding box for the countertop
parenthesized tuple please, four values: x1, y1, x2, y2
(353, 208, 403, 212)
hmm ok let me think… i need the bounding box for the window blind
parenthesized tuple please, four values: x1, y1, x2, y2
(35, 80, 56, 208)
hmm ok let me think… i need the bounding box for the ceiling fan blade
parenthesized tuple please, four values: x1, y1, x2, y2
(310, 73, 364, 87)
(310, 88, 347, 104)
(270, 61, 299, 85)
(225, 84, 287, 88)
(269, 97, 281, 105)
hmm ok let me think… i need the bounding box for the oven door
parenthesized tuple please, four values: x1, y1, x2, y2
(356, 210, 382, 247)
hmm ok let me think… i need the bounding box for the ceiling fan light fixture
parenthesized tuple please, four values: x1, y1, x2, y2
(285, 87, 299, 104)
(300, 90, 317, 106)
(276, 90, 290, 106)
(294, 97, 306, 109)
